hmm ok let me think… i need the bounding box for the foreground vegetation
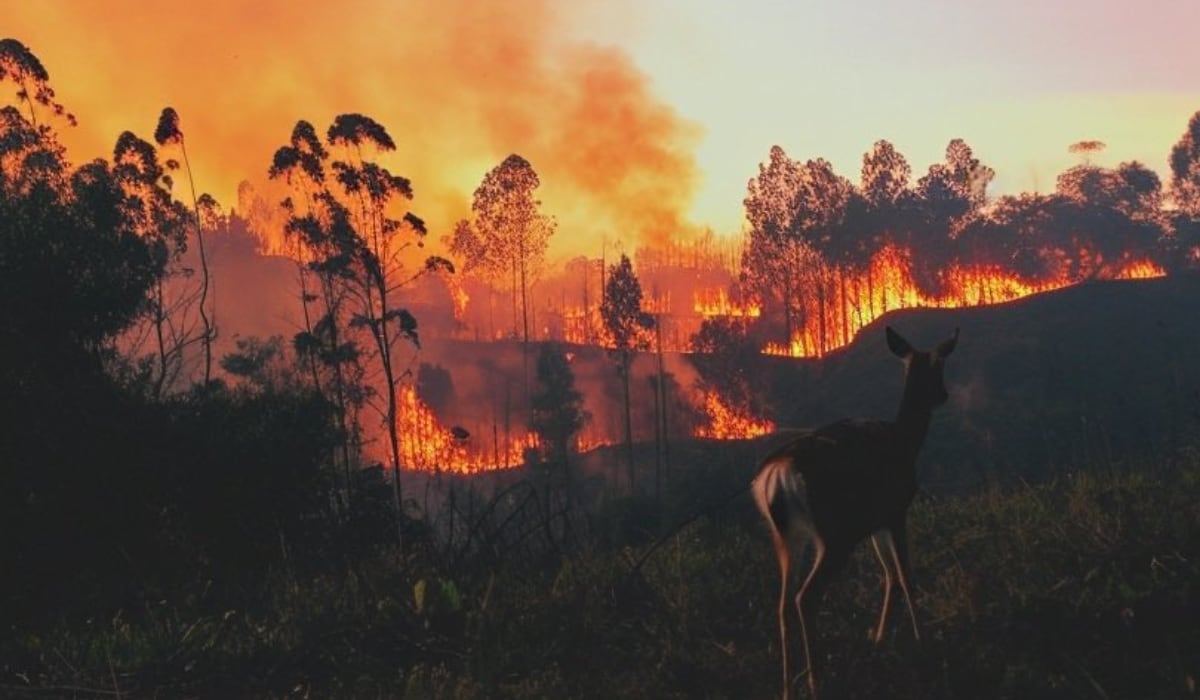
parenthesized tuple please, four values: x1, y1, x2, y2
(4, 450, 1197, 699)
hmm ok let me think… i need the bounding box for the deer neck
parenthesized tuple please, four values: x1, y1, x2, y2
(893, 389, 933, 461)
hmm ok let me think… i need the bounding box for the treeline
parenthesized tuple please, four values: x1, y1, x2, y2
(739, 126, 1200, 356)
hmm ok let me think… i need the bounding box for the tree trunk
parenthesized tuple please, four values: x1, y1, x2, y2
(180, 139, 214, 385)
(622, 357, 634, 493)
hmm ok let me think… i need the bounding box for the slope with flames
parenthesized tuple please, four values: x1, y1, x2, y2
(749, 270, 1200, 492)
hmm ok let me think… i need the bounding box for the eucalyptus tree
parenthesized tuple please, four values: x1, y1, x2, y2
(270, 114, 452, 537)
(155, 107, 215, 384)
(111, 130, 191, 396)
(0, 38, 74, 129)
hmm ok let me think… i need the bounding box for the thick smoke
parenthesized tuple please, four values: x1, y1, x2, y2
(7, 0, 701, 255)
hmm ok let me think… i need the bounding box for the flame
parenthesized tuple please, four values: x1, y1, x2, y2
(1119, 259, 1167, 279)
(763, 246, 1166, 358)
(693, 288, 762, 318)
(394, 385, 610, 474)
(692, 390, 775, 439)
(396, 385, 534, 474)
(440, 269, 470, 322)
(642, 291, 673, 316)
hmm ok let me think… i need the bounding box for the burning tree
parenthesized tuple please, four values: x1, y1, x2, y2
(742, 146, 806, 350)
(910, 139, 987, 294)
(601, 254, 654, 490)
(447, 154, 554, 344)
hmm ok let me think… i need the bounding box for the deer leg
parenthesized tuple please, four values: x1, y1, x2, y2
(771, 531, 794, 700)
(870, 533, 896, 643)
(792, 538, 826, 699)
(889, 520, 921, 641)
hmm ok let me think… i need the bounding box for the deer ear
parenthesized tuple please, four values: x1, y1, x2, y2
(886, 326, 913, 358)
(936, 328, 959, 358)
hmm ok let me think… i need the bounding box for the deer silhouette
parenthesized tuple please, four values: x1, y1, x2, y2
(752, 325, 958, 699)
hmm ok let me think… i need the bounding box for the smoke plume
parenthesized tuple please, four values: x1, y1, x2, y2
(7, 0, 701, 256)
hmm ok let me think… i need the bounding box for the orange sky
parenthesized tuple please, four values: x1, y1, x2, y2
(6, 0, 700, 259)
(6, 0, 1200, 254)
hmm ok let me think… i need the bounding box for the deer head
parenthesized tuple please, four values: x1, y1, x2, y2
(887, 326, 958, 411)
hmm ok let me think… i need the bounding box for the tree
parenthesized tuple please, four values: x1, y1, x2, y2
(1069, 140, 1107, 165)
(1054, 161, 1166, 276)
(945, 137, 994, 208)
(742, 146, 806, 349)
(1169, 111, 1200, 217)
(601, 254, 654, 490)
(529, 342, 590, 508)
(449, 154, 553, 343)
(911, 140, 991, 295)
(270, 114, 452, 540)
(0, 38, 74, 129)
(860, 139, 912, 210)
(796, 158, 855, 353)
(155, 107, 215, 385)
(111, 130, 192, 396)
(853, 139, 914, 317)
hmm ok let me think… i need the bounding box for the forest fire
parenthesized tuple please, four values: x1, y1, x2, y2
(396, 385, 538, 474)
(4, 21, 1193, 485)
(693, 391, 775, 439)
(693, 288, 762, 318)
(762, 246, 1166, 358)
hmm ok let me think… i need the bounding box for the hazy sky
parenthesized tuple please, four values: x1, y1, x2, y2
(572, 0, 1200, 231)
(6, 0, 1200, 243)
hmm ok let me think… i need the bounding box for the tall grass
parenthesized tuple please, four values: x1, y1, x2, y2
(5, 454, 1197, 698)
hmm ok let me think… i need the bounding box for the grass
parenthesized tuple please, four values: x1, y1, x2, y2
(4, 453, 1198, 699)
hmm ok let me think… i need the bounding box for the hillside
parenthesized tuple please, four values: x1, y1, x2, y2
(753, 272, 1200, 491)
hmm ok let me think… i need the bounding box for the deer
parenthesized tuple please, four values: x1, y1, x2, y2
(752, 325, 958, 699)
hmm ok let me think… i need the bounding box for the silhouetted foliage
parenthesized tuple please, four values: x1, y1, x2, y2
(602, 254, 654, 488)
(530, 341, 590, 464)
(1169, 111, 1200, 216)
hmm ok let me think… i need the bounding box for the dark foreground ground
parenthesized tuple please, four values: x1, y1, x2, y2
(3, 443, 1197, 699)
